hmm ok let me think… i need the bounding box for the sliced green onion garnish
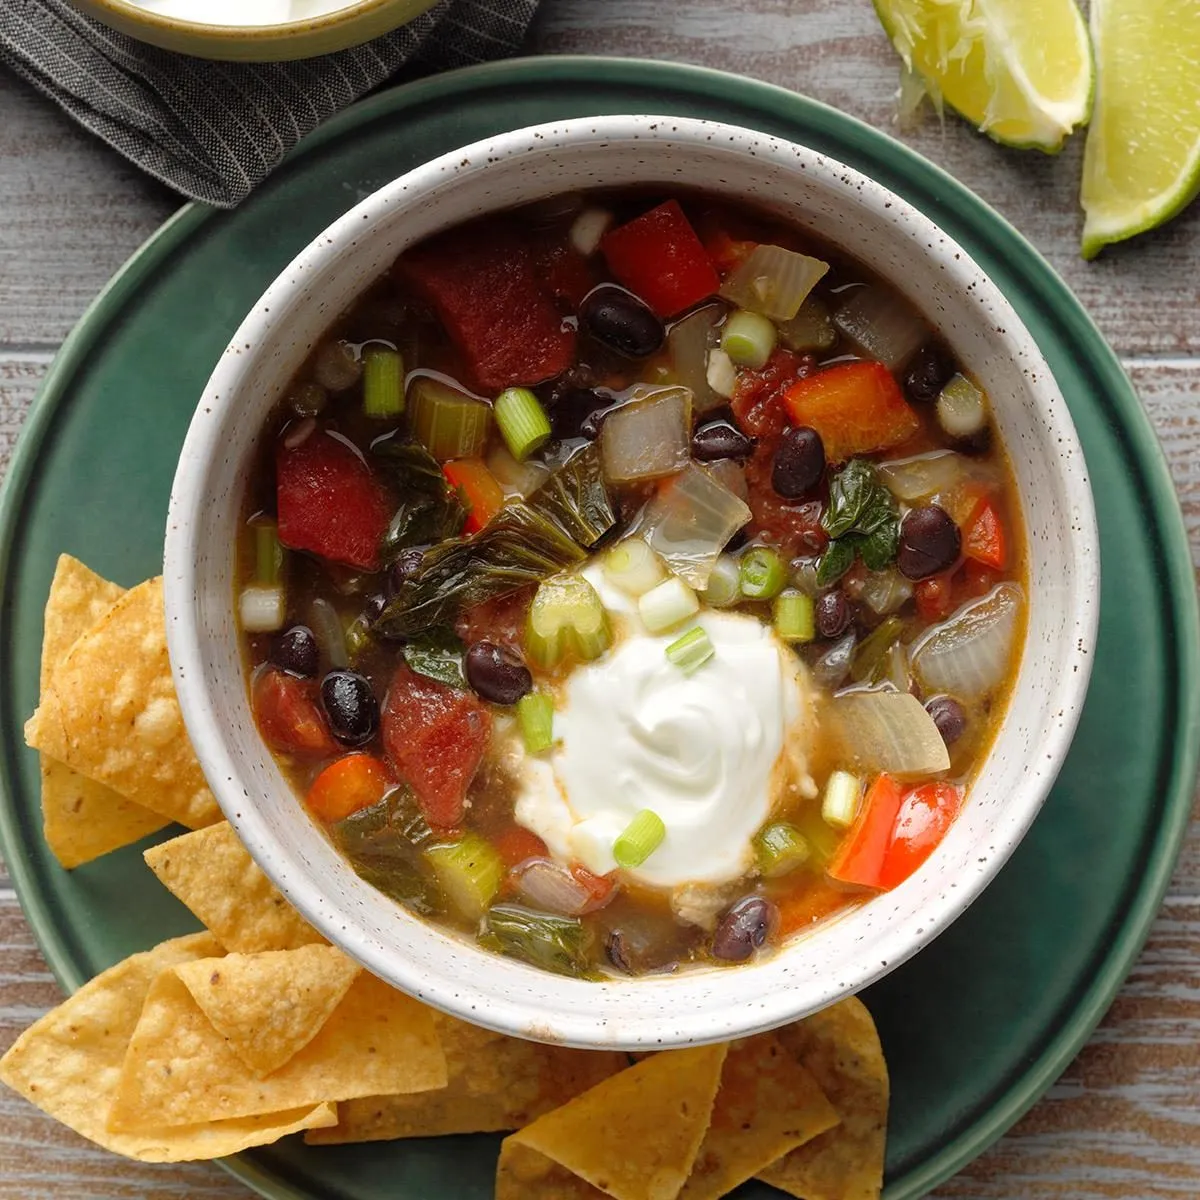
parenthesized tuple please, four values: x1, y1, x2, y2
(822, 770, 863, 829)
(755, 822, 811, 878)
(774, 589, 816, 642)
(665, 626, 715, 675)
(701, 554, 742, 608)
(613, 809, 666, 869)
(526, 574, 612, 669)
(362, 345, 404, 419)
(603, 538, 666, 598)
(638, 576, 699, 634)
(739, 546, 786, 600)
(255, 521, 284, 586)
(721, 309, 777, 369)
(422, 833, 505, 921)
(494, 387, 552, 461)
(407, 374, 492, 461)
(238, 585, 285, 633)
(518, 692, 555, 755)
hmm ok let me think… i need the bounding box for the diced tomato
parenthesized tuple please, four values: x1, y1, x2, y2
(397, 223, 576, 393)
(443, 458, 505, 533)
(915, 574, 956, 622)
(731, 348, 815, 439)
(776, 878, 854, 938)
(381, 665, 492, 829)
(827, 773, 907, 890)
(494, 826, 550, 868)
(960, 560, 1000, 599)
(570, 863, 618, 913)
(963, 497, 1008, 570)
(455, 586, 534, 648)
(703, 228, 757, 274)
(782, 362, 920, 463)
(276, 430, 392, 571)
(743, 467, 828, 557)
(601, 200, 720, 318)
(307, 754, 391, 823)
(253, 668, 339, 760)
(876, 782, 962, 890)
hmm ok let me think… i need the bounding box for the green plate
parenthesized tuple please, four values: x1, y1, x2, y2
(0, 57, 1196, 1200)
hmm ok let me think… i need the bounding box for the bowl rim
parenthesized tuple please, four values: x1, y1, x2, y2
(165, 113, 1100, 1048)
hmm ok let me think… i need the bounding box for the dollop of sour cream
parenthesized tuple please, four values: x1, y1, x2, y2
(134, 0, 353, 27)
(516, 564, 818, 889)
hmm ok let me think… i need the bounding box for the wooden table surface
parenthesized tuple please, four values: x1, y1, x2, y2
(2, 2, 1199, 1197)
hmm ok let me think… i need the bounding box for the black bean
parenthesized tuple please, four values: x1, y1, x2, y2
(320, 670, 379, 746)
(579, 285, 665, 358)
(464, 641, 533, 706)
(388, 548, 426, 593)
(691, 419, 754, 462)
(926, 695, 968, 746)
(772, 427, 825, 498)
(550, 387, 611, 441)
(271, 626, 319, 678)
(897, 505, 961, 580)
(955, 425, 993, 456)
(904, 344, 956, 404)
(711, 896, 778, 963)
(816, 590, 852, 638)
(606, 930, 633, 974)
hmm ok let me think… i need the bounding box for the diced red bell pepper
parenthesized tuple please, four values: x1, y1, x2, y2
(443, 458, 505, 533)
(915, 574, 956, 622)
(782, 361, 920, 463)
(535, 233, 596, 309)
(963, 497, 1008, 570)
(307, 754, 392, 823)
(876, 782, 962, 890)
(494, 826, 550, 869)
(253, 668, 339, 760)
(381, 665, 492, 829)
(827, 773, 907, 890)
(397, 223, 576, 393)
(569, 863, 618, 913)
(776, 877, 855, 938)
(276, 430, 392, 572)
(601, 200, 720, 318)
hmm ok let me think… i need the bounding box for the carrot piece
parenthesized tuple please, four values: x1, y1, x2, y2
(781, 361, 919, 463)
(963, 497, 1008, 570)
(827, 773, 907, 890)
(307, 754, 391, 823)
(494, 826, 550, 868)
(776, 878, 854, 938)
(876, 782, 962, 890)
(443, 458, 505, 533)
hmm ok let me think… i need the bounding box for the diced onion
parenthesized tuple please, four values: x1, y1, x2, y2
(569, 207, 613, 257)
(239, 586, 285, 633)
(638, 576, 699, 634)
(599, 387, 692, 484)
(486, 443, 550, 499)
(719, 244, 829, 321)
(833, 286, 927, 371)
(937, 374, 989, 439)
(831, 690, 951, 778)
(859, 570, 914, 615)
(514, 859, 593, 917)
(878, 451, 968, 502)
(706, 348, 738, 400)
(603, 538, 666, 597)
(814, 632, 856, 690)
(668, 304, 726, 413)
(703, 458, 749, 502)
(309, 597, 348, 669)
(911, 583, 1023, 702)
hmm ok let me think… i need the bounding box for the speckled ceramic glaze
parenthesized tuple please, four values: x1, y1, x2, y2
(164, 116, 1099, 1049)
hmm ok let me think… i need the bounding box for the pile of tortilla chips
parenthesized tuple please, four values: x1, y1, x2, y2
(4, 556, 890, 1197)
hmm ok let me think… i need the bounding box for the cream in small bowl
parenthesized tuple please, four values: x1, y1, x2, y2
(165, 116, 1098, 1049)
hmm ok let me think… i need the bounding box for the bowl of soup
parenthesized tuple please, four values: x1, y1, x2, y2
(164, 115, 1098, 1048)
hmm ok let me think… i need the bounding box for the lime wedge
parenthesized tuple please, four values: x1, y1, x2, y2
(1081, 0, 1200, 258)
(873, 0, 1092, 151)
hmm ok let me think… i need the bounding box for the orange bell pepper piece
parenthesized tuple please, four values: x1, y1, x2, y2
(876, 782, 962, 890)
(307, 754, 391, 823)
(443, 458, 504, 533)
(827, 773, 907, 890)
(963, 496, 1008, 570)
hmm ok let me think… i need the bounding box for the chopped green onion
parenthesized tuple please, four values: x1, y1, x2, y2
(702, 554, 742, 608)
(407, 374, 492, 461)
(239, 585, 285, 633)
(344, 613, 372, 661)
(665, 626, 715, 674)
(774, 589, 816, 642)
(483, 905, 591, 977)
(603, 539, 666, 597)
(613, 809, 666, 869)
(850, 615, 905, 683)
(362, 345, 404, 418)
(526, 573, 611, 669)
(739, 546, 786, 600)
(638, 576, 699, 634)
(706, 347, 738, 399)
(423, 833, 504, 922)
(822, 770, 863, 829)
(255, 521, 283, 586)
(721, 309, 777, 369)
(755, 822, 811, 878)
(518, 692, 555, 754)
(494, 386, 552, 461)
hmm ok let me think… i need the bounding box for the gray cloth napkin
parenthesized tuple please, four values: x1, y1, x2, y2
(0, 0, 539, 207)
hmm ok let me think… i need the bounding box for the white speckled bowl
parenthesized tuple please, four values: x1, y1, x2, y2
(165, 116, 1099, 1049)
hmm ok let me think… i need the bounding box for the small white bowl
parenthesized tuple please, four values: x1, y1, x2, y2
(165, 116, 1099, 1049)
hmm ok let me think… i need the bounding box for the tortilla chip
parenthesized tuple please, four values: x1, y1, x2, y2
(25, 576, 221, 830)
(497, 1140, 608, 1199)
(36, 556, 168, 867)
(309, 1012, 628, 1143)
(108, 966, 446, 1130)
(497, 1044, 728, 1200)
(174, 945, 361, 1078)
(144, 821, 323, 953)
(679, 1033, 840, 1200)
(758, 999, 889, 1200)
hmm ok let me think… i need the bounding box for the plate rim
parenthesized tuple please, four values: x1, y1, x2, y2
(0, 53, 1196, 1200)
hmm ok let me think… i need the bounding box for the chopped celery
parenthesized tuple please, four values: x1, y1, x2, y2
(665, 627, 714, 675)
(518, 692, 555, 754)
(526, 573, 611, 669)
(702, 554, 742, 608)
(937, 374, 988, 439)
(721, 309, 777, 369)
(483, 904, 592, 977)
(255, 521, 283, 586)
(613, 809, 666, 868)
(638, 576, 699, 634)
(774, 590, 815, 642)
(407, 373, 492, 461)
(755, 822, 811, 878)
(777, 295, 837, 353)
(739, 546, 786, 600)
(423, 833, 505, 922)
(719, 244, 829, 320)
(239, 586, 285, 633)
(362, 345, 404, 418)
(822, 770, 863, 829)
(850, 615, 905, 683)
(603, 538, 666, 597)
(494, 387, 552, 461)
